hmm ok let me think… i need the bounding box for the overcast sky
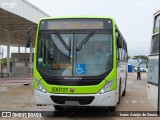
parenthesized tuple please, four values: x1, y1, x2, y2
(27, 0, 160, 56)
(1, 0, 160, 57)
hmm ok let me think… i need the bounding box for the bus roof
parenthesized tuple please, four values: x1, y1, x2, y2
(154, 10, 160, 16)
(39, 16, 115, 22)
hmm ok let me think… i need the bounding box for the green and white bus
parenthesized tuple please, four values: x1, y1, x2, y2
(29, 17, 128, 111)
(148, 10, 160, 109)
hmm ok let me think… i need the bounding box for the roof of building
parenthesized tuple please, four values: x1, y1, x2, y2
(0, 0, 50, 46)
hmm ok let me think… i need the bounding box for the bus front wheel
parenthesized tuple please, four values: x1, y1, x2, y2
(117, 80, 121, 104)
(122, 81, 126, 96)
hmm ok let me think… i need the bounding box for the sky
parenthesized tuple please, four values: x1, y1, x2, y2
(1, 0, 160, 58)
(26, 0, 160, 56)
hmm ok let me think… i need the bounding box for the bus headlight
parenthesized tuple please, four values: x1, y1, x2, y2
(35, 79, 47, 93)
(98, 79, 114, 94)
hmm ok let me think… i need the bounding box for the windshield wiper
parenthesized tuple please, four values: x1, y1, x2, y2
(76, 31, 95, 51)
(55, 31, 71, 51)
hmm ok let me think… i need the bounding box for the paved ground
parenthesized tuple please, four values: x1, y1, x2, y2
(0, 73, 159, 120)
(0, 76, 33, 86)
(116, 72, 155, 111)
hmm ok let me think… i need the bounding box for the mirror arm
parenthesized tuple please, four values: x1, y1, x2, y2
(27, 26, 37, 36)
(26, 26, 37, 47)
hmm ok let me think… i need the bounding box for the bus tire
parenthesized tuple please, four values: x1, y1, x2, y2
(122, 81, 126, 96)
(54, 105, 64, 111)
(117, 80, 121, 104)
(108, 106, 116, 112)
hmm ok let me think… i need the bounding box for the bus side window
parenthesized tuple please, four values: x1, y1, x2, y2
(116, 31, 120, 60)
(124, 42, 128, 62)
(117, 48, 120, 60)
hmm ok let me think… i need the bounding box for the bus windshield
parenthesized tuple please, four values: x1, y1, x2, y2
(37, 31, 112, 77)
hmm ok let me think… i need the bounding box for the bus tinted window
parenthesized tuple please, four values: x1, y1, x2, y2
(153, 15, 160, 33)
(151, 34, 159, 54)
(148, 59, 158, 84)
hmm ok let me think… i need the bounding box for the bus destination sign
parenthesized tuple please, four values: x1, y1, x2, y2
(40, 19, 112, 30)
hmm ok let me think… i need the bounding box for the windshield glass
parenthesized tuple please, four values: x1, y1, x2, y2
(37, 31, 112, 77)
(75, 33, 112, 76)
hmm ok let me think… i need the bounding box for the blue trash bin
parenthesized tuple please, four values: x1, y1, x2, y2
(128, 65, 133, 72)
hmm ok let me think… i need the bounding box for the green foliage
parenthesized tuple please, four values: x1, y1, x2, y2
(127, 56, 131, 60)
(0, 58, 12, 66)
(131, 55, 148, 66)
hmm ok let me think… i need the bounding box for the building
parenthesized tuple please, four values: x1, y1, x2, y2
(0, 0, 50, 76)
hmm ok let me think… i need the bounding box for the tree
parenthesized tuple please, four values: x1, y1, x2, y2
(131, 55, 148, 66)
(127, 56, 131, 61)
(0, 58, 12, 66)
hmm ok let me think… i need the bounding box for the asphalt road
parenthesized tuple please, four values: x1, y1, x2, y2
(0, 72, 159, 120)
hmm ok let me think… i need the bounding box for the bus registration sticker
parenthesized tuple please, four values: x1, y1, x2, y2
(75, 64, 86, 75)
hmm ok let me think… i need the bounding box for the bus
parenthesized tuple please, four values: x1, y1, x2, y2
(27, 17, 128, 111)
(148, 10, 160, 109)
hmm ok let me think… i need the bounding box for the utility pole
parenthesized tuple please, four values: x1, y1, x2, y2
(0, 45, 1, 75)
(158, 20, 160, 114)
(0, 47, 4, 78)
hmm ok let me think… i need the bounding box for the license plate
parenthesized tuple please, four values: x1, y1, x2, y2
(52, 87, 68, 93)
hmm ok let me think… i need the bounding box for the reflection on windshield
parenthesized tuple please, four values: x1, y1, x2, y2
(76, 31, 95, 51)
(75, 34, 112, 76)
(37, 32, 112, 77)
(51, 34, 71, 56)
(37, 33, 71, 76)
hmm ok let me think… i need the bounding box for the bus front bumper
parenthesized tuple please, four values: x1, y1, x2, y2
(34, 89, 117, 107)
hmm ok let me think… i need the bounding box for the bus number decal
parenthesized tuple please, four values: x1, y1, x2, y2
(52, 87, 68, 93)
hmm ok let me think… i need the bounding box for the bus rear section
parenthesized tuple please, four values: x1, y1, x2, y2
(148, 55, 158, 109)
(32, 17, 127, 111)
(147, 10, 160, 109)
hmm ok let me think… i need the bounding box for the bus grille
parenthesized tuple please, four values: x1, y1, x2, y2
(50, 96, 95, 105)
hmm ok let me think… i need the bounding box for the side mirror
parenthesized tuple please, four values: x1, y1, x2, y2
(26, 35, 31, 47)
(117, 36, 123, 48)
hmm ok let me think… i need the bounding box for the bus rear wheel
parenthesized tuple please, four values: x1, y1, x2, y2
(108, 106, 116, 112)
(54, 105, 64, 111)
